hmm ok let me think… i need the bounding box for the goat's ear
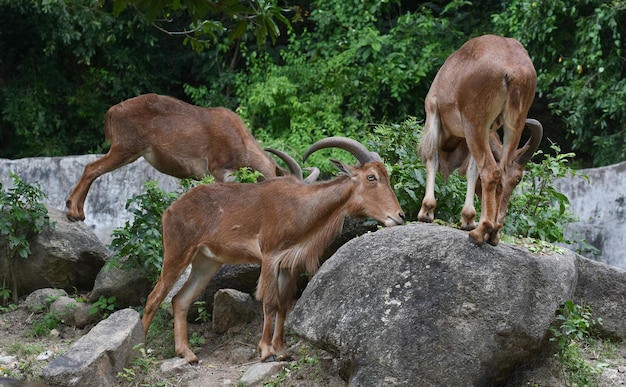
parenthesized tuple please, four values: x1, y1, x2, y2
(330, 159, 354, 176)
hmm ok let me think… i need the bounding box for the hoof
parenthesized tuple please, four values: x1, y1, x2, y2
(467, 233, 484, 246)
(262, 354, 278, 363)
(66, 213, 84, 222)
(276, 353, 293, 362)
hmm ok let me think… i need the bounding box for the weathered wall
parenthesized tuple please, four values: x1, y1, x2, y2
(0, 155, 179, 245)
(1, 156, 624, 268)
(554, 160, 626, 269)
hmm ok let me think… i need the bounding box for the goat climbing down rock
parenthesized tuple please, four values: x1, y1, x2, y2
(418, 34, 538, 246)
(141, 137, 405, 363)
(66, 93, 286, 221)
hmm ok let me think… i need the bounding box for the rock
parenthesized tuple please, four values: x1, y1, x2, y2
(88, 265, 153, 309)
(572, 255, 626, 338)
(212, 289, 258, 334)
(0, 206, 108, 298)
(23, 288, 68, 313)
(40, 308, 143, 386)
(239, 361, 290, 386)
(49, 296, 99, 328)
(288, 222, 626, 386)
(197, 264, 261, 313)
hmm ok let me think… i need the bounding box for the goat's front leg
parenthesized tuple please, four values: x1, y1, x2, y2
(469, 163, 501, 245)
(461, 157, 479, 230)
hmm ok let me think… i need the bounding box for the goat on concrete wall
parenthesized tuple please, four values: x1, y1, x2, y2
(66, 94, 287, 221)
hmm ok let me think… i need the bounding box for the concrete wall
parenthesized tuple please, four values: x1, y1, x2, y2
(554, 160, 626, 269)
(0, 155, 179, 245)
(1, 156, 624, 269)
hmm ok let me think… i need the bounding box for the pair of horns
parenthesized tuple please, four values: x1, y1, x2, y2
(266, 137, 379, 180)
(303, 137, 381, 165)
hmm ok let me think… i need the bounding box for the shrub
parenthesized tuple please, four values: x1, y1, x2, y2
(0, 172, 53, 303)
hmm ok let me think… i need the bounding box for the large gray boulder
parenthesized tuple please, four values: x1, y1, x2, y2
(288, 222, 626, 386)
(0, 206, 108, 297)
(40, 308, 143, 387)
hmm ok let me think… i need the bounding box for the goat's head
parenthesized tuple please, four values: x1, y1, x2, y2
(303, 136, 405, 227)
(496, 118, 543, 225)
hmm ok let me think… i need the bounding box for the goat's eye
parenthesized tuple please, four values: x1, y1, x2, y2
(367, 174, 377, 182)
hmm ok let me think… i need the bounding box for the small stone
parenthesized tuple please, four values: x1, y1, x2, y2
(618, 365, 626, 373)
(0, 355, 17, 364)
(37, 351, 54, 361)
(160, 358, 190, 373)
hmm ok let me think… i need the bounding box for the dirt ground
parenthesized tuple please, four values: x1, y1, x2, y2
(2, 302, 626, 386)
(0, 304, 346, 386)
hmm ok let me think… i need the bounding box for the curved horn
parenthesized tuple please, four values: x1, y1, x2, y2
(516, 118, 543, 165)
(303, 167, 320, 184)
(302, 136, 380, 165)
(265, 148, 303, 181)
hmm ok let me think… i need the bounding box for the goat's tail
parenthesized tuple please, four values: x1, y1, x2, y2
(502, 68, 536, 135)
(103, 108, 115, 144)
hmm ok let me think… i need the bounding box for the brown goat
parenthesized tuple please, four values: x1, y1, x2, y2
(444, 119, 543, 231)
(418, 34, 537, 245)
(66, 93, 285, 221)
(141, 137, 405, 363)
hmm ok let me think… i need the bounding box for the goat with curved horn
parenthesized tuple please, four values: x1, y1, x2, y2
(418, 34, 538, 246)
(141, 136, 404, 364)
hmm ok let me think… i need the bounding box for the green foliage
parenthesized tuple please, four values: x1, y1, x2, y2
(27, 312, 59, 337)
(89, 295, 118, 317)
(0, 0, 209, 158)
(113, 0, 291, 51)
(194, 300, 210, 323)
(233, 166, 265, 183)
(108, 180, 186, 283)
(0, 173, 52, 259)
(493, 0, 626, 166)
(233, 1, 471, 163)
(116, 343, 171, 386)
(0, 173, 54, 304)
(549, 301, 607, 385)
(369, 117, 467, 223)
(503, 142, 582, 244)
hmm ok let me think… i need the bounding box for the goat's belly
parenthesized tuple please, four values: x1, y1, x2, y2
(194, 241, 262, 265)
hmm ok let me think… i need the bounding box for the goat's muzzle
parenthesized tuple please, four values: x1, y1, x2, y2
(385, 213, 405, 227)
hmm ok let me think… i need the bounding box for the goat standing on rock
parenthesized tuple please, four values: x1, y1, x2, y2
(66, 93, 287, 221)
(418, 34, 538, 246)
(141, 137, 405, 363)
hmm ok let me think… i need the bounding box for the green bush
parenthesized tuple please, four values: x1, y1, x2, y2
(0, 172, 53, 303)
(549, 301, 607, 385)
(107, 180, 190, 284)
(504, 142, 583, 244)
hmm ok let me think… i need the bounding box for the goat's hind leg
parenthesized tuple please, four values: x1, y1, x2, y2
(66, 149, 139, 221)
(418, 106, 441, 223)
(172, 250, 223, 364)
